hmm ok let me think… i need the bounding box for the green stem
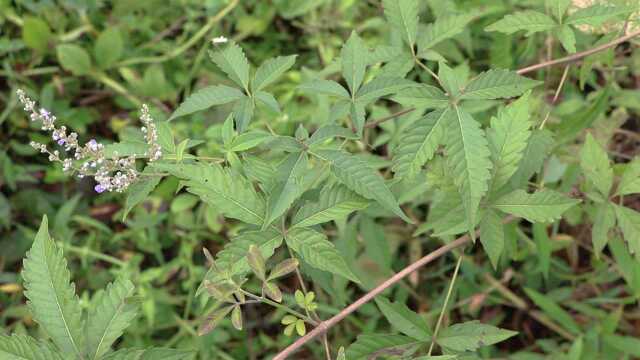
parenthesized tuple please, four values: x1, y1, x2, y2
(91, 71, 142, 106)
(427, 255, 463, 355)
(62, 244, 127, 267)
(241, 290, 317, 326)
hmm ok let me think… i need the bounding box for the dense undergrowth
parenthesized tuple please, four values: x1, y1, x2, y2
(1, 1, 640, 359)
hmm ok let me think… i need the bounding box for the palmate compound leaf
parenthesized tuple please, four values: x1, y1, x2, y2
(251, 55, 297, 92)
(285, 227, 359, 283)
(444, 106, 493, 239)
(209, 41, 250, 90)
(0, 334, 64, 360)
(85, 278, 138, 359)
(382, 0, 419, 48)
(487, 93, 532, 192)
(101, 348, 194, 360)
(436, 321, 517, 352)
(292, 183, 369, 228)
(485, 11, 557, 36)
(392, 108, 448, 179)
(168, 85, 245, 121)
(152, 162, 265, 225)
(22, 216, 84, 357)
(460, 69, 542, 100)
(493, 189, 580, 223)
(347, 334, 422, 360)
(312, 150, 413, 223)
(374, 297, 431, 341)
(199, 230, 283, 289)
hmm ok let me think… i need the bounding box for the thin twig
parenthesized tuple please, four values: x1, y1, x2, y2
(516, 29, 640, 74)
(539, 64, 570, 129)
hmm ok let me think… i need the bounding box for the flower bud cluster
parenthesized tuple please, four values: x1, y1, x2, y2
(17, 89, 162, 193)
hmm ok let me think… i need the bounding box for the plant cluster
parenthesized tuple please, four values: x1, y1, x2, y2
(2, 0, 640, 359)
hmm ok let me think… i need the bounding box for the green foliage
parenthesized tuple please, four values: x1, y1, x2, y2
(4, 1, 640, 358)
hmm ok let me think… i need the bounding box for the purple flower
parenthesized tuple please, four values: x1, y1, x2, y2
(88, 139, 99, 151)
(57, 139, 65, 145)
(94, 184, 106, 193)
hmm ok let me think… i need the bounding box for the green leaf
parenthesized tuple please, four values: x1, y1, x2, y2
(341, 31, 368, 94)
(101, 348, 194, 360)
(123, 175, 161, 219)
(552, 0, 572, 21)
(479, 209, 504, 269)
(461, 69, 541, 100)
(169, 85, 245, 121)
(263, 151, 308, 229)
(0, 334, 64, 360)
(382, 0, 419, 47)
(392, 108, 447, 179)
(355, 77, 416, 104)
(56, 44, 92, 75)
(254, 91, 281, 113)
(229, 131, 271, 152)
(610, 236, 640, 297)
(95, 28, 124, 69)
(209, 42, 250, 90)
(557, 25, 576, 54)
(313, 150, 413, 223)
(418, 14, 474, 53)
(565, 5, 633, 26)
(533, 222, 551, 279)
(487, 94, 532, 191)
(22, 216, 84, 357)
(580, 133, 613, 197)
(613, 205, 640, 257)
(347, 334, 421, 360)
(493, 189, 580, 223)
(444, 106, 493, 238)
(437, 321, 517, 352)
(85, 278, 138, 359)
(603, 334, 640, 357)
(22, 17, 52, 53)
(152, 163, 265, 225)
(232, 96, 255, 132)
(298, 79, 350, 99)
(252, 55, 297, 91)
(292, 183, 368, 228)
(523, 288, 581, 334)
(393, 84, 449, 109)
(615, 158, 640, 196)
(485, 11, 557, 36)
(438, 62, 464, 98)
(200, 230, 283, 286)
(592, 202, 616, 258)
(350, 101, 366, 136)
(286, 227, 359, 282)
(374, 297, 430, 340)
(307, 125, 358, 146)
(509, 129, 555, 188)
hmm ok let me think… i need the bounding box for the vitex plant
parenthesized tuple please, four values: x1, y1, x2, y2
(7, 0, 640, 359)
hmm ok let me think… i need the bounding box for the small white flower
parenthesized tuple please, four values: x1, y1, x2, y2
(212, 36, 228, 45)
